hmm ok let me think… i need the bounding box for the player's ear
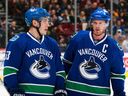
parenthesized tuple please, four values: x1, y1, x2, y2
(32, 20, 39, 27)
(91, 22, 93, 26)
(88, 20, 93, 26)
(106, 22, 109, 27)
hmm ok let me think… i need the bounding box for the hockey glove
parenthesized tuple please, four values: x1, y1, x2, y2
(8, 88, 25, 96)
(54, 89, 67, 96)
(12, 93, 25, 96)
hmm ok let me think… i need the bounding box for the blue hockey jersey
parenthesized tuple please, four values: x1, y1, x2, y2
(63, 30, 126, 96)
(4, 32, 66, 96)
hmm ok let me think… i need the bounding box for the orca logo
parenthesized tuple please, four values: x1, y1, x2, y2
(79, 56, 101, 80)
(30, 55, 50, 79)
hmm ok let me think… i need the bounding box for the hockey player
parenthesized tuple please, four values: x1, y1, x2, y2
(4, 7, 67, 96)
(63, 7, 126, 96)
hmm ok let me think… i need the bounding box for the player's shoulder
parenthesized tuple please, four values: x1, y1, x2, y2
(44, 35, 58, 45)
(73, 30, 89, 37)
(107, 35, 118, 46)
(9, 32, 27, 42)
(107, 36, 123, 51)
(8, 32, 28, 47)
(71, 30, 89, 42)
(44, 36, 60, 52)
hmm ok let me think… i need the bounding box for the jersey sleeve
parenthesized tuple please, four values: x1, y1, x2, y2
(110, 42, 126, 96)
(63, 35, 78, 74)
(4, 36, 24, 93)
(54, 43, 66, 91)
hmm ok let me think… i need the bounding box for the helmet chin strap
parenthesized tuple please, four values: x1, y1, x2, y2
(32, 21, 42, 41)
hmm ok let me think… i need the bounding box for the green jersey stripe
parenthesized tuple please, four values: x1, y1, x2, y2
(111, 73, 125, 80)
(66, 80, 110, 95)
(4, 66, 18, 76)
(56, 71, 66, 79)
(19, 83, 54, 95)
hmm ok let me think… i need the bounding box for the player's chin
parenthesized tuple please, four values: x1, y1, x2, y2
(42, 30, 48, 35)
(40, 32, 45, 36)
(94, 31, 100, 34)
(45, 29, 48, 32)
(94, 32, 103, 36)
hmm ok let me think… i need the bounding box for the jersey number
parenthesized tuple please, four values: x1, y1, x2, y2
(5, 51, 11, 60)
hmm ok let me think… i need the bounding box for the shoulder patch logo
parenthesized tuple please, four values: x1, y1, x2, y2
(79, 56, 101, 80)
(117, 43, 123, 51)
(30, 55, 50, 79)
(9, 35, 19, 41)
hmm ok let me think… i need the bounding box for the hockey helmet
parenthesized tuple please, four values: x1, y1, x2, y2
(90, 8, 110, 21)
(25, 7, 50, 26)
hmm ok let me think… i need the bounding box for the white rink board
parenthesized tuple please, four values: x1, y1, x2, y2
(0, 49, 5, 80)
(125, 78, 128, 96)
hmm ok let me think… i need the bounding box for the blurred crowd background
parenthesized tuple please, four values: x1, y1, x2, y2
(0, 0, 128, 53)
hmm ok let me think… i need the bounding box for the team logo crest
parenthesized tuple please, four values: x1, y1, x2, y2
(30, 55, 50, 79)
(79, 56, 101, 80)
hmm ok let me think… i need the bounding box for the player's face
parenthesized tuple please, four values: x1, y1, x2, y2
(39, 17, 50, 35)
(92, 20, 107, 39)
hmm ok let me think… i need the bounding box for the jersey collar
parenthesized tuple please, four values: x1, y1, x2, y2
(89, 31, 107, 45)
(27, 32, 44, 44)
